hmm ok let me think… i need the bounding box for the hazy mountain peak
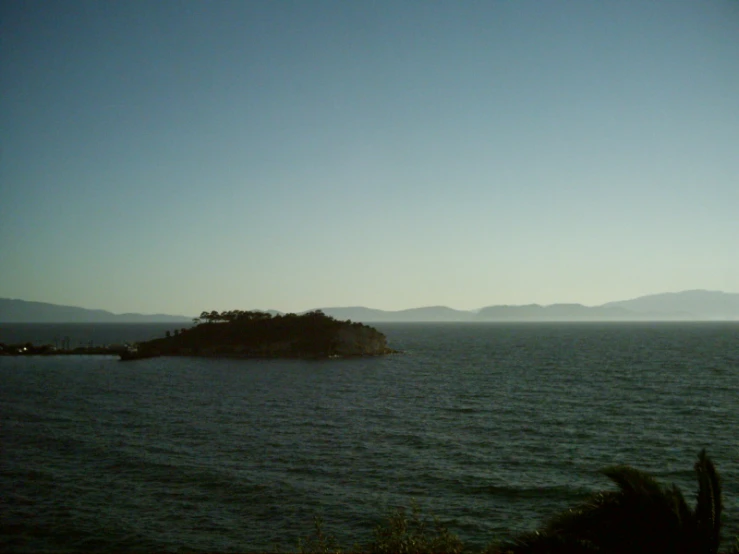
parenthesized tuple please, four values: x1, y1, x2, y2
(601, 290, 739, 318)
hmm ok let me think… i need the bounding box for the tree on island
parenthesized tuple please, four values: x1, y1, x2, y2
(193, 309, 275, 325)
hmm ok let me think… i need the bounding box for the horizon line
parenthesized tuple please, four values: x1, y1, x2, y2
(1, 288, 736, 318)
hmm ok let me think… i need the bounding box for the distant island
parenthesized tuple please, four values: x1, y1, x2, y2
(122, 310, 395, 360)
(1, 290, 738, 323)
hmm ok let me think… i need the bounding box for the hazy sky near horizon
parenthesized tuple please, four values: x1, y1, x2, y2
(1, 1, 737, 315)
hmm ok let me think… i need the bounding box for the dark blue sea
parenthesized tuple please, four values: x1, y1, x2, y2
(1, 322, 738, 552)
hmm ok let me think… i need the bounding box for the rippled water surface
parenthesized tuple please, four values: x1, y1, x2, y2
(2, 322, 738, 552)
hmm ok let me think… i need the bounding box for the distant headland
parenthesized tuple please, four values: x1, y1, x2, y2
(0, 298, 191, 323)
(1, 290, 738, 323)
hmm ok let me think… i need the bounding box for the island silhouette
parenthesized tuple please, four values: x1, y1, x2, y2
(121, 309, 395, 360)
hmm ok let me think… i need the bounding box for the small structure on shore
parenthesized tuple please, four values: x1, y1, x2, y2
(118, 345, 161, 362)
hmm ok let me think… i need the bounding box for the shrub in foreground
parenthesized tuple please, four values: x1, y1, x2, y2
(295, 450, 737, 554)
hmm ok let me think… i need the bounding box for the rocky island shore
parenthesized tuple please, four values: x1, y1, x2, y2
(123, 309, 396, 360)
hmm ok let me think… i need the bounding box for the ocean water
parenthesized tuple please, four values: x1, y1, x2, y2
(1, 322, 738, 552)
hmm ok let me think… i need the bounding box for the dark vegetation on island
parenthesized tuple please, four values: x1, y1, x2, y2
(295, 450, 738, 554)
(123, 309, 396, 360)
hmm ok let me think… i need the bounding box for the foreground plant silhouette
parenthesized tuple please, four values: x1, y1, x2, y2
(494, 449, 731, 554)
(295, 450, 737, 554)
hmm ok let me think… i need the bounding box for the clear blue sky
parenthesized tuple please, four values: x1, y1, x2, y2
(1, 0, 737, 315)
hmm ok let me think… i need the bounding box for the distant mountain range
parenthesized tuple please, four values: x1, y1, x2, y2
(1, 290, 737, 323)
(0, 299, 192, 323)
(318, 290, 739, 322)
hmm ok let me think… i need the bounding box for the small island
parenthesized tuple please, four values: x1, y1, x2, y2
(122, 309, 396, 361)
